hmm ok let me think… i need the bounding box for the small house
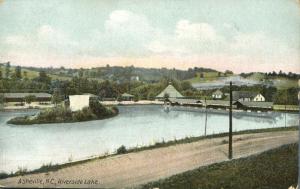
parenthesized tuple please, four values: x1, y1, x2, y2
(212, 90, 223, 99)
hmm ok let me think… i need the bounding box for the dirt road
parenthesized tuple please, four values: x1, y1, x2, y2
(0, 131, 298, 188)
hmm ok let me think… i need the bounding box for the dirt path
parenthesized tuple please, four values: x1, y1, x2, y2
(0, 131, 298, 188)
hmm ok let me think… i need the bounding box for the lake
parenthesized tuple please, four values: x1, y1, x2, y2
(0, 105, 298, 173)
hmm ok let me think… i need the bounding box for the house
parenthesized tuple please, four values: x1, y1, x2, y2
(232, 91, 265, 102)
(212, 90, 223, 99)
(69, 95, 90, 111)
(121, 93, 134, 101)
(0, 93, 52, 106)
(156, 84, 184, 100)
(234, 101, 273, 111)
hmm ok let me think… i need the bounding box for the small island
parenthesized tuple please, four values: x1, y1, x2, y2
(7, 100, 118, 125)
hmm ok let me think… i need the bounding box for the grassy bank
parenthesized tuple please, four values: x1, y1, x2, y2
(0, 126, 297, 180)
(7, 101, 118, 125)
(140, 143, 298, 189)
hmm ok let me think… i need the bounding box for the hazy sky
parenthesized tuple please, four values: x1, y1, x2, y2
(0, 0, 299, 73)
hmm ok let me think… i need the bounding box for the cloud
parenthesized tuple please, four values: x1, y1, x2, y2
(175, 19, 217, 41)
(105, 10, 152, 35)
(147, 19, 225, 55)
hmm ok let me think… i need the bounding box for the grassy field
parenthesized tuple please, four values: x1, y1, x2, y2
(140, 143, 298, 189)
(186, 72, 234, 83)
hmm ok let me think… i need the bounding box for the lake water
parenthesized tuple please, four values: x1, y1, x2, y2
(0, 105, 298, 173)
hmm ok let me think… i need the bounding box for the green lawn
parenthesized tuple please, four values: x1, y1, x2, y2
(140, 143, 298, 189)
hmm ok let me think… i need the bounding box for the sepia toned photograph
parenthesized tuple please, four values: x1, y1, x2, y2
(0, 0, 299, 188)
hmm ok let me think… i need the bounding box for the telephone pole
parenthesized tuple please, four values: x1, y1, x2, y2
(229, 81, 233, 159)
(204, 97, 207, 136)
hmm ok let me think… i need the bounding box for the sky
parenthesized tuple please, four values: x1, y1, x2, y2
(0, 0, 299, 73)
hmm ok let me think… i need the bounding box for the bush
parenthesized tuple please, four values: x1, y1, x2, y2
(117, 145, 127, 154)
(7, 102, 118, 125)
(89, 100, 110, 117)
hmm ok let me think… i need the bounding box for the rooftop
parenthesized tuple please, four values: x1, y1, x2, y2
(156, 84, 184, 98)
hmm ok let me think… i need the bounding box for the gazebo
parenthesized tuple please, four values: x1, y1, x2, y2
(121, 93, 134, 101)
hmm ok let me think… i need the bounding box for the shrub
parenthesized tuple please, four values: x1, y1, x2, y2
(117, 145, 127, 154)
(89, 100, 110, 117)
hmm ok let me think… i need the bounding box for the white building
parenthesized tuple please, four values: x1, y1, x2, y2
(253, 93, 265, 102)
(212, 90, 223, 99)
(69, 95, 90, 111)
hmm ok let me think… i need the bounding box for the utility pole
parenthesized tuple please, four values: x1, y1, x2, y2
(285, 90, 287, 127)
(204, 97, 207, 136)
(229, 81, 233, 159)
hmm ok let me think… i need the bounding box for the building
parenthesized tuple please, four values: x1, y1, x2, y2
(212, 90, 223, 99)
(156, 84, 184, 99)
(0, 93, 52, 106)
(234, 101, 273, 111)
(69, 95, 90, 111)
(171, 99, 202, 106)
(202, 100, 236, 109)
(232, 91, 265, 102)
(121, 93, 134, 101)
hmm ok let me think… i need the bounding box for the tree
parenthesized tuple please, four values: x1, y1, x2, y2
(218, 72, 221, 77)
(0, 94, 4, 109)
(25, 95, 36, 104)
(23, 71, 28, 79)
(181, 81, 192, 91)
(52, 90, 63, 105)
(0, 70, 2, 80)
(79, 68, 84, 78)
(36, 71, 51, 84)
(200, 73, 204, 78)
(15, 66, 22, 79)
(5, 62, 10, 78)
(225, 70, 233, 75)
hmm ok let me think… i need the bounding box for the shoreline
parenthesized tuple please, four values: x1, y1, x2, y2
(0, 125, 297, 180)
(2, 101, 298, 113)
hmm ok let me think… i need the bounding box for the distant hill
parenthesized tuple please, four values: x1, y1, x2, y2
(1, 64, 222, 83)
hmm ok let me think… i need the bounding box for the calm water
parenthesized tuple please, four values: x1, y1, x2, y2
(0, 105, 298, 173)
